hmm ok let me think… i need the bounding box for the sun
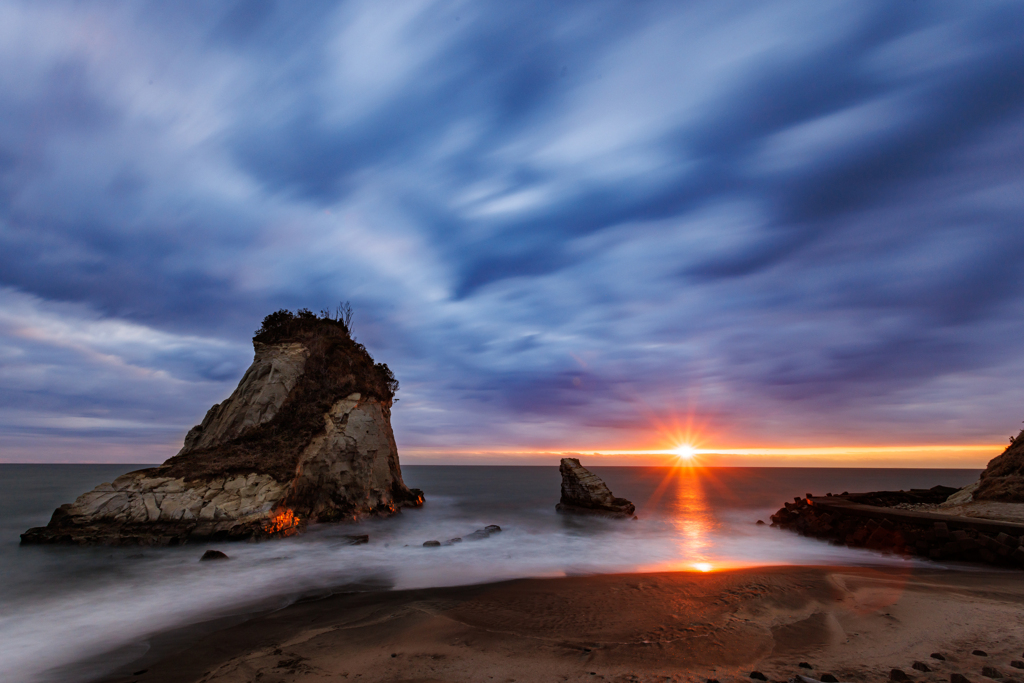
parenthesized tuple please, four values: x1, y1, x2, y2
(673, 444, 698, 460)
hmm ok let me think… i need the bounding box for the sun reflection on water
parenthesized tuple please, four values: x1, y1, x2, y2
(632, 458, 729, 573)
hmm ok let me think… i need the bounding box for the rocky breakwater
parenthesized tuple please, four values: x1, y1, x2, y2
(769, 488, 1024, 569)
(22, 308, 423, 546)
(555, 458, 636, 518)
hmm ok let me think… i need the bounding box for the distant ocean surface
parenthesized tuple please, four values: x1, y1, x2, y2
(0, 464, 980, 683)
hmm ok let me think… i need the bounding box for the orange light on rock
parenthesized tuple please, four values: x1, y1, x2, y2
(263, 508, 300, 536)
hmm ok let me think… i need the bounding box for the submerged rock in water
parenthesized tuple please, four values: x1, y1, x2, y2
(555, 458, 636, 518)
(200, 549, 229, 561)
(21, 308, 424, 547)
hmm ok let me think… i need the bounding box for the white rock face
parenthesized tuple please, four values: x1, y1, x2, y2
(66, 472, 287, 530)
(178, 342, 309, 454)
(942, 481, 979, 506)
(289, 393, 406, 518)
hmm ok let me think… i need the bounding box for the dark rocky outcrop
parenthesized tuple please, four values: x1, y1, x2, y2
(769, 490, 1024, 569)
(555, 458, 635, 518)
(22, 308, 423, 546)
(975, 427, 1024, 503)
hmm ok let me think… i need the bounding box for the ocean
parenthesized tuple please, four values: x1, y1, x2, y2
(0, 464, 980, 683)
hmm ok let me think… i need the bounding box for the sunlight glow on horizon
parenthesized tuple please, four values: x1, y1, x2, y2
(400, 443, 1003, 467)
(402, 444, 1002, 456)
(673, 444, 698, 460)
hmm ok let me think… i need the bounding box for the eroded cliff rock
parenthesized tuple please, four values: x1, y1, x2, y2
(973, 427, 1024, 503)
(555, 457, 636, 518)
(22, 308, 423, 546)
(178, 342, 310, 455)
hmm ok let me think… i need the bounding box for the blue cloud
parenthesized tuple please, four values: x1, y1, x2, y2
(1, 0, 1023, 462)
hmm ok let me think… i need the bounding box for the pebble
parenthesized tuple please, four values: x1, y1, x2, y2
(707, 679, 720, 683)
(749, 672, 768, 681)
(913, 662, 931, 672)
(981, 666, 1002, 679)
(423, 540, 441, 547)
(343, 534, 369, 545)
(890, 669, 910, 682)
(951, 674, 971, 683)
(821, 674, 838, 682)
(798, 663, 813, 669)
(972, 650, 988, 657)
(1010, 661, 1024, 670)
(199, 549, 229, 561)
(932, 654, 947, 661)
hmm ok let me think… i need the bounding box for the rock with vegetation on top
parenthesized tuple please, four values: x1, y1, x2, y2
(972, 426, 1024, 503)
(21, 307, 424, 546)
(555, 457, 636, 518)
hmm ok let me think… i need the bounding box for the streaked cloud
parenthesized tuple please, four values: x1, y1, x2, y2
(1, 0, 1022, 464)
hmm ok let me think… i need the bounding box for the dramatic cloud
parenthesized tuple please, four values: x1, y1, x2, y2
(1, 0, 1022, 463)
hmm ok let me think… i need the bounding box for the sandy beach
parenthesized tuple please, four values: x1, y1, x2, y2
(106, 565, 1024, 683)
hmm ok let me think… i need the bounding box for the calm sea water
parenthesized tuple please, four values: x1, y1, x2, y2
(0, 464, 979, 683)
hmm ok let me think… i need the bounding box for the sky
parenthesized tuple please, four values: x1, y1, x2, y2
(1, 0, 1023, 467)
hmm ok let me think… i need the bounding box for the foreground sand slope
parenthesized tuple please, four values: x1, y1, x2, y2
(114, 566, 1024, 683)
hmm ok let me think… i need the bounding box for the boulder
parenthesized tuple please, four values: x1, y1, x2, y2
(555, 458, 636, 518)
(21, 308, 423, 546)
(200, 549, 229, 561)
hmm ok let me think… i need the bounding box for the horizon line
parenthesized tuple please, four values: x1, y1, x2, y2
(401, 444, 1003, 456)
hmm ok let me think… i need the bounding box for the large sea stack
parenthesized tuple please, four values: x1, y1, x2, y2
(22, 308, 423, 546)
(556, 457, 636, 518)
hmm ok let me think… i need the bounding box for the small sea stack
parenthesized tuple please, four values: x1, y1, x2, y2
(21, 307, 424, 546)
(556, 458, 636, 518)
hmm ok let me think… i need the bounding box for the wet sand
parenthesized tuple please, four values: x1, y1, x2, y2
(109, 565, 1024, 683)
